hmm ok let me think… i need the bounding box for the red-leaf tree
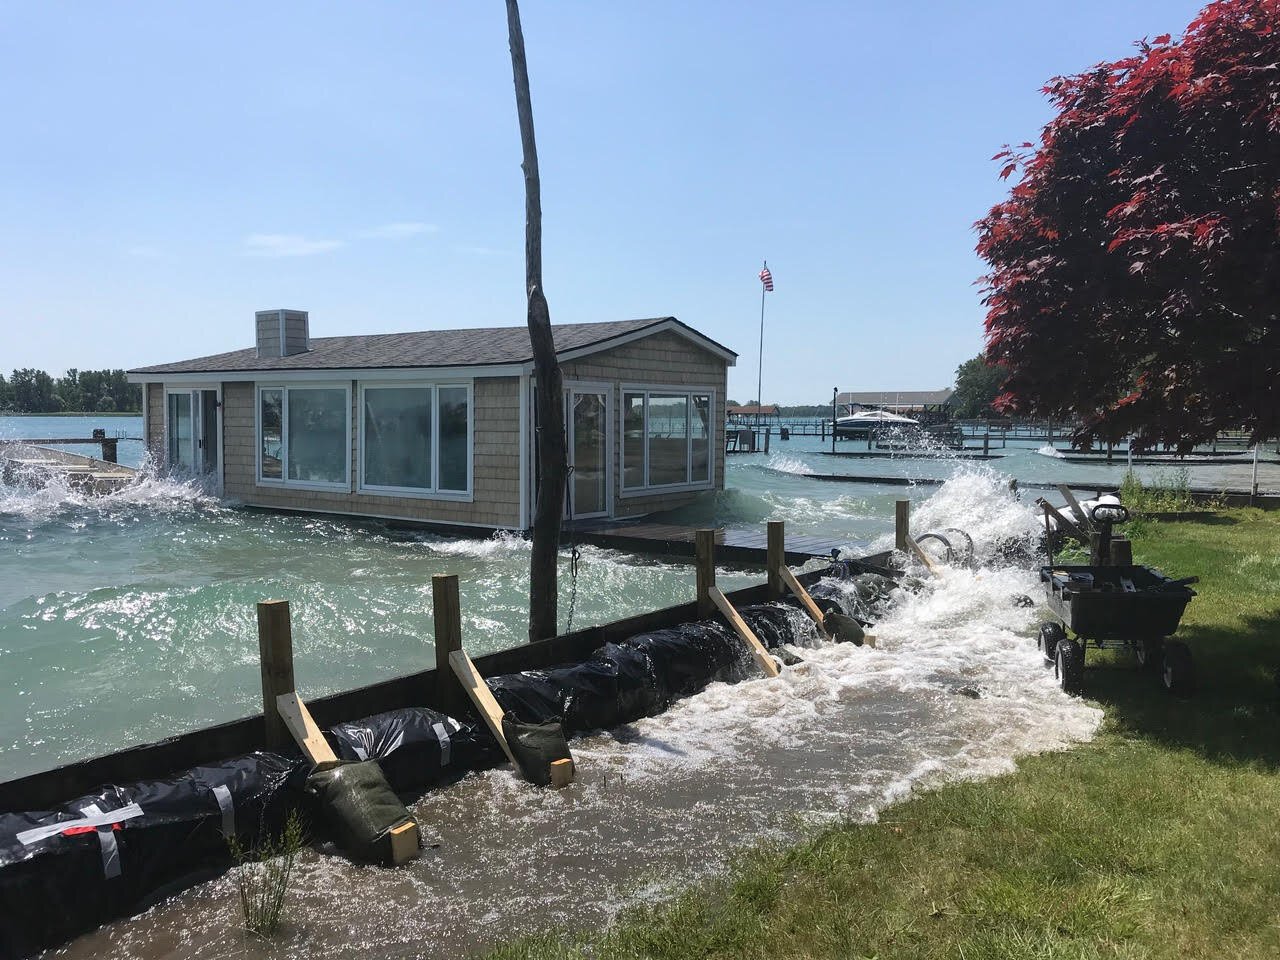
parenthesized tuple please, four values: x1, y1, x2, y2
(977, 0, 1280, 450)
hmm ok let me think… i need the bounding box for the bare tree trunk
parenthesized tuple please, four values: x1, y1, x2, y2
(506, 0, 566, 642)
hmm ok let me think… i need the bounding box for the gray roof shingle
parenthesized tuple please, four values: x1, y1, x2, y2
(129, 317, 734, 375)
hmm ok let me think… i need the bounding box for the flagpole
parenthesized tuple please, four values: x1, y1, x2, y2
(756, 259, 767, 447)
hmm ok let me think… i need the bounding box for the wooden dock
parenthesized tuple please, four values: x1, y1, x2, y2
(568, 518, 860, 564)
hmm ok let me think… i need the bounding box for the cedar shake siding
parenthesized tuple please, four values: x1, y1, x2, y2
(145, 383, 164, 461)
(561, 329, 727, 520)
(221, 378, 521, 528)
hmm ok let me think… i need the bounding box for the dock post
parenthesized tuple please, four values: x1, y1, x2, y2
(256, 600, 296, 751)
(764, 427, 771, 454)
(895, 499, 910, 553)
(983, 433, 990, 457)
(696, 529, 716, 619)
(432, 574, 468, 718)
(766, 520, 785, 598)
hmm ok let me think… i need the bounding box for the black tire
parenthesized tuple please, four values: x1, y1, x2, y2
(1135, 636, 1164, 671)
(1054, 638, 1085, 695)
(1161, 640, 1195, 697)
(1038, 622, 1065, 663)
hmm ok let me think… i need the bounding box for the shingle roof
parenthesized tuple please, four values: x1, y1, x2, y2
(836, 389, 954, 407)
(129, 317, 735, 375)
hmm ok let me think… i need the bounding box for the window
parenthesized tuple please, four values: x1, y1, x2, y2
(359, 382, 472, 497)
(167, 391, 194, 470)
(256, 385, 350, 489)
(259, 389, 282, 480)
(622, 388, 715, 491)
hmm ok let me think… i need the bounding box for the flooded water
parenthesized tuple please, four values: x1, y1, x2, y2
(0, 415, 1264, 957)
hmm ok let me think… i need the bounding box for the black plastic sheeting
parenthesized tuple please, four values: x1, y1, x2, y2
(326, 707, 494, 796)
(0, 562, 880, 958)
(0, 751, 304, 960)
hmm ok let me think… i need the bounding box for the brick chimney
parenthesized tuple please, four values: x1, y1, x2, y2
(255, 309, 310, 358)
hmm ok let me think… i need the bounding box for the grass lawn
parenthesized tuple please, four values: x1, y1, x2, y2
(487, 510, 1280, 960)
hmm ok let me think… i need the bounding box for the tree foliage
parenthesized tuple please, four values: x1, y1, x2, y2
(951, 355, 1007, 419)
(0, 368, 140, 413)
(977, 0, 1280, 449)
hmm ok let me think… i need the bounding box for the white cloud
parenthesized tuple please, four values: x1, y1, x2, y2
(358, 221, 439, 239)
(243, 233, 344, 258)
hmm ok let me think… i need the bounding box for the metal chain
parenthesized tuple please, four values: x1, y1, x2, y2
(564, 465, 581, 633)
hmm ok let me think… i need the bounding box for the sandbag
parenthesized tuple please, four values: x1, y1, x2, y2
(489, 647, 664, 734)
(304, 761, 414, 864)
(327, 707, 490, 794)
(618, 622, 748, 703)
(501, 716, 572, 787)
(0, 751, 303, 960)
(824, 611, 866, 645)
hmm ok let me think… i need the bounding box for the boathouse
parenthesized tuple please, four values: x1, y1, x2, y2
(126, 311, 735, 530)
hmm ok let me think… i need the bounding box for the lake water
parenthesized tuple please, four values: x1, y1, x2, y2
(0, 415, 1275, 783)
(0, 414, 1268, 956)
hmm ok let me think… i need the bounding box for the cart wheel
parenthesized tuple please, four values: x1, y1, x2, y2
(1054, 638, 1084, 695)
(1038, 622, 1065, 663)
(1135, 636, 1164, 671)
(1161, 641, 1195, 697)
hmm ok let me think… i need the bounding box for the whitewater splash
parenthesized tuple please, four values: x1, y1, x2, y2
(1037, 443, 1064, 458)
(60, 466, 1102, 960)
(0, 456, 218, 525)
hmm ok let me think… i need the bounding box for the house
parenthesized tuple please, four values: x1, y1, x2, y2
(127, 310, 736, 531)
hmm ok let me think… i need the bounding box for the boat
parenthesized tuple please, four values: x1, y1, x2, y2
(834, 409, 920, 440)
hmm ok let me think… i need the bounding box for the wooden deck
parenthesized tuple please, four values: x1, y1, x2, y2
(567, 519, 861, 564)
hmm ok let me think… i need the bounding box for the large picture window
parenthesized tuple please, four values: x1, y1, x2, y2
(359, 382, 472, 497)
(621, 388, 714, 492)
(256, 385, 350, 489)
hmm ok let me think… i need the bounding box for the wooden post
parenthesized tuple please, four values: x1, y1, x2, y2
(696, 528, 716, 619)
(256, 600, 295, 750)
(895, 499, 910, 552)
(766, 521, 785, 598)
(432, 574, 468, 719)
(708, 586, 781, 677)
(1110, 538, 1133, 566)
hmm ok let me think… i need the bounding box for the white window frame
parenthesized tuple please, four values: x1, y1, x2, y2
(619, 384, 716, 497)
(255, 382, 352, 492)
(356, 380, 474, 501)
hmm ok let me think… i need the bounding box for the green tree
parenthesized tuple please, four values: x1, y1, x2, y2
(56, 369, 83, 411)
(0, 373, 11, 411)
(951, 355, 1006, 419)
(9, 368, 59, 412)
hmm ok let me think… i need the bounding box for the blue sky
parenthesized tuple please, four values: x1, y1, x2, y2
(0, 1, 1205, 403)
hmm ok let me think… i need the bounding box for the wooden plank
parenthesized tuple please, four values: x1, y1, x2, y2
(448, 649, 520, 769)
(1056, 484, 1092, 530)
(256, 600, 295, 751)
(708, 586, 781, 677)
(903, 534, 943, 577)
(274, 691, 338, 765)
(431, 574, 467, 719)
(549, 757, 575, 789)
(778, 565, 829, 635)
(895, 499, 910, 551)
(696, 529, 716, 619)
(388, 820, 421, 865)
(766, 521, 785, 598)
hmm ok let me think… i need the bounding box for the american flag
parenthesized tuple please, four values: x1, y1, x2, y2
(759, 264, 774, 291)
